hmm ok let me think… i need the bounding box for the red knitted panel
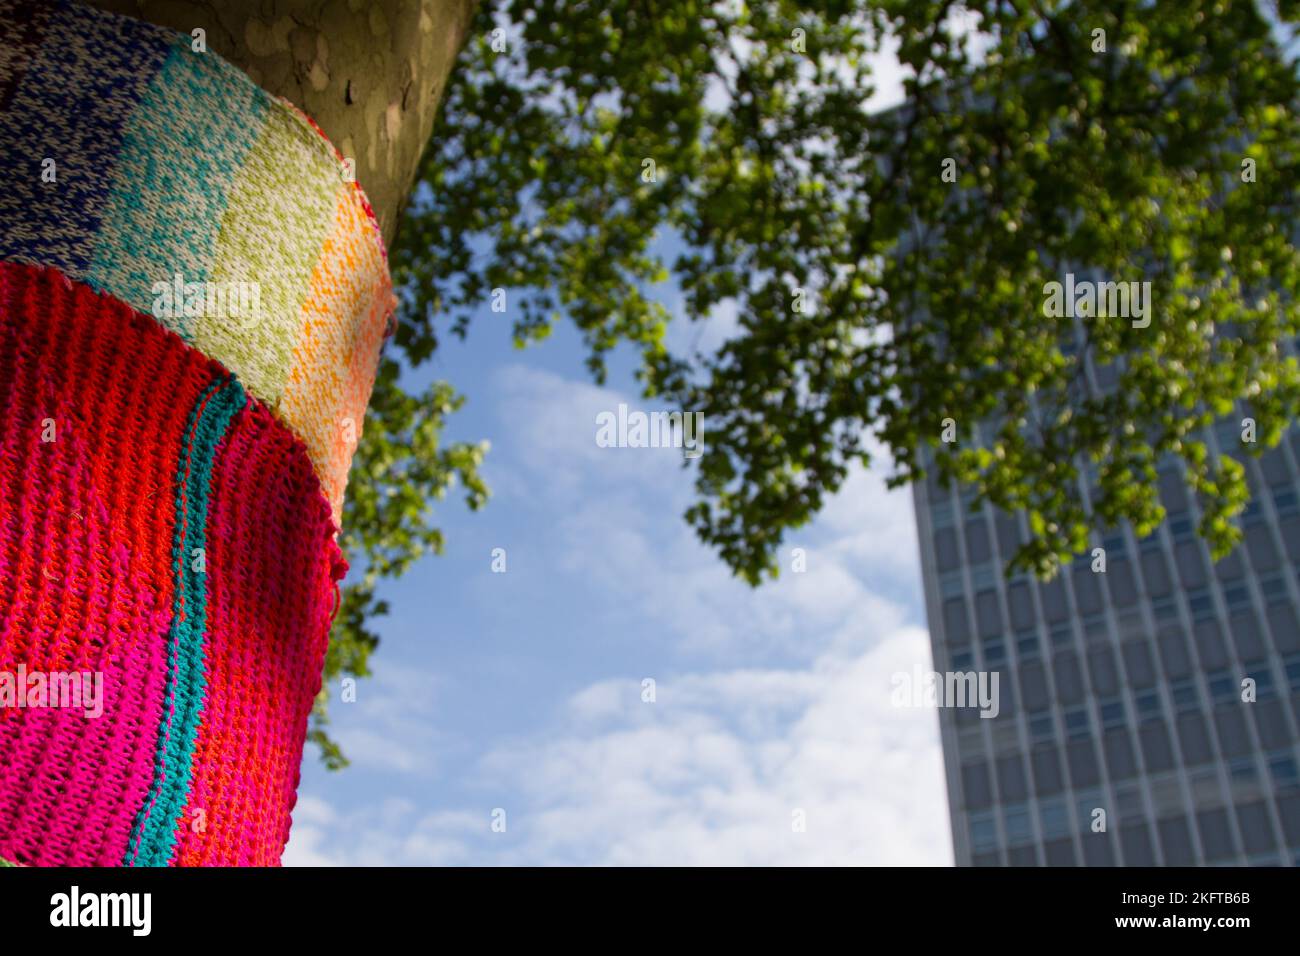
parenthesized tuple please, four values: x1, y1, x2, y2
(0, 261, 346, 866)
(0, 262, 215, 865)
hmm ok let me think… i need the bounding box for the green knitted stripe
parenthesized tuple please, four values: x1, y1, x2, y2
(0, 856, 17, 867)
(125, 373, 245, 867)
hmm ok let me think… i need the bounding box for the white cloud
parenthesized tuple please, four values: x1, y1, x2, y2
(286, 365, 948, 867)
(281, 796, 342, 867)
(488, 623, 950, 865)
(815, 455, 922, 594)
(491, 364, 923, 657)
(287, 622, 950, 866)
(326, 664, 451, 777)
(489, 364, 676, 501)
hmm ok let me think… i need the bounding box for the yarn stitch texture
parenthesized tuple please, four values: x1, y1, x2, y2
(0, 0, 386, 865)
(0, 0, 395, 523)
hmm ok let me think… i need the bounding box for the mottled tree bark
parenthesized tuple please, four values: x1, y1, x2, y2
(85, 0, 477, 245)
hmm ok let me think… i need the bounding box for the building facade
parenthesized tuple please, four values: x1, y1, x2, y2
(914, 430, 1300, 865)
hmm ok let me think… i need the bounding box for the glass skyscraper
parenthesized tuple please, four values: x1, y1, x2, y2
(914, 431, 1300, 865)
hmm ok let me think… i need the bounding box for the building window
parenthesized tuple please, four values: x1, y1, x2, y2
(1065, 707, 1091, 741)
(1187, 588, 1214, 622)
(1244, 662, 1275, 700)
(1016, 632, 1040, 661)
(1229, 756, 1259, 788)
(1135, 688, 1162, 721)
(1284, 653, 1300, 692)
(1273, 488, 1298, 517)
(1099, 698, 1127, 731)
(1039, 798, 1070, 839)
(1207, 669, 1236, 705)
(931, 499, 955, 528)
(1076, 790, 1105, 833)
(1004, 803, 1034, 846)
(952, 651, 974, 670)
(1103, 533, 1127, 557)
(1170, 678, 1200, 715)
(1169, 514, 1195, 542)
(1269, 753, 1300, 792)
(1150, 773, 1184, 814)
(1243, 499, 1266, 526)
(1224, 582, 1253, 612)
(940, 570, 965, 598)
(1028, 711, 1053, 742)
(983, 638, 1006, 667)
(959, 726, 984, 754)
(1190, 769, 1222, 804)
(1152, 597, 1179, 622)
(1082, 614, 1108, 643)
(1050, 624, 1073, 649)
(1260, 575, 1289, 607)
(1034, 712, 1055, 743)
(969, 812, 999, 854)
(970, 564, 997, 592)
(1116, 785, 1144, 817)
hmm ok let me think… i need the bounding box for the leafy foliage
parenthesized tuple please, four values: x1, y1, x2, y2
(314, 362, 487, 769)
(314, 0, 1300, 763)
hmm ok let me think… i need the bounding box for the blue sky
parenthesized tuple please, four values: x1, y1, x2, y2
(277, 1, 1300, 869)
(282, 29, 952, 867)
(282, 277, 952, 865)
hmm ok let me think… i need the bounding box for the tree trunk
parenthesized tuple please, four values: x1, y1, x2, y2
(84, 0, 476, 243)
(0, 0, 475, 866)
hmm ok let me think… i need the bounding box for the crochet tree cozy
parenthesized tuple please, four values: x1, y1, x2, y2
(0, 0, 393, 865)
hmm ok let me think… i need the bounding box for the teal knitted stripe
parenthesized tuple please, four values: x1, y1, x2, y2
(86, 39, 266, 340)
(125, 373, 245, 867)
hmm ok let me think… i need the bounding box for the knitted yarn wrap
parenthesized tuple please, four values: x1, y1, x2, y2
(0, 0, 393, 865)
